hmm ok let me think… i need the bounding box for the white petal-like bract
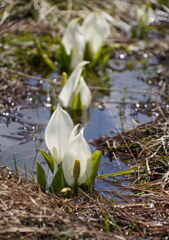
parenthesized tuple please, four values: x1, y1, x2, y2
(62, 127, 92, 186)
(70, 41, 85, 70)
(58, 61, 89, 109)
(45, 104, 74, 165)
(62, 19, 81, 55)
(137, 6, 154, 27)
(62, 12, 110, 65)
(62, 18, 86, 69)
(78, 77, 92, 110)
(82, 12, 110, 55)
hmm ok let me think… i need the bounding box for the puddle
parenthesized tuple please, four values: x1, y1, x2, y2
(0, 56, 164, 199)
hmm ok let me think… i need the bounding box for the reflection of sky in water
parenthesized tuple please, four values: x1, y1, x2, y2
(0, 66, 161, 198)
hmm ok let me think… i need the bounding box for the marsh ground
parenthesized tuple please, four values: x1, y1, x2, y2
(0, 0, 169, 239)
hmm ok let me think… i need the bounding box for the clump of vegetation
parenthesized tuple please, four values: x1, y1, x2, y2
(38, 104, 101, 196)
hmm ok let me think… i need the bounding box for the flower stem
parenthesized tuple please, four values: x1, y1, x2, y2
(74, 180, 78, 195)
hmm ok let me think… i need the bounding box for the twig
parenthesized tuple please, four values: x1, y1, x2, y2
(9, 69, 169, 99)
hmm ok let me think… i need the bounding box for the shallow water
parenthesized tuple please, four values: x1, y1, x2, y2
(0, 56, 162, 198)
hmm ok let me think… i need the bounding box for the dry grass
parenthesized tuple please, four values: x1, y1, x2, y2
(92, 107, 169, 184)
(1, 166, 169, 239)
(0, 166, 123, 240)
(91, 108, 169, 239)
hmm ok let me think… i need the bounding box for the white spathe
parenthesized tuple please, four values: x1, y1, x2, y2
(62, 125, 92, 186)
(137, 5, 155, 27)
(82, 12, 110, 55)
(62, 18, 86, 69)
(58, 61, 92, 109)
(77, 77, 92, 109)
(45, 104, 74, 166)
(62, 12, 110, 65)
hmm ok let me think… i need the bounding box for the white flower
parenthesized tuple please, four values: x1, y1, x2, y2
(45, 104, 73, 167)
(137, 5, 154, 27)
(58, 61, 92, 110)
(62, 13, 110, 65)
(62, 125, 92, 186)
(62, 18, 86, 69)
(77, 76, 92, 109)
(82, 12, 110, 56)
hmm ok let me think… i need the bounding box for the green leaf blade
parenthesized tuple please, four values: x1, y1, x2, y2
(50, 163, 66, 195)
(37, 161, 47, 190)
(98, 167, 137, 178)
(34, 39, 55, 70)
(40, 149, 54, 173)
(72, 92, 84, 111)
(82, 151, 102, 193)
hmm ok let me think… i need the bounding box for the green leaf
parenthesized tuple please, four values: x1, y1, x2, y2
(40, 149, 54, 173)
(50, 163, 66, 195)
(82, 151, 102, 193)
(159, 0, 169, 7)
(84, 41, 92, 61)
(41, 52, 55, 70)
(89, 47, 103, 68)
(34, 39, 55, 70)
(102, 54, 110, 69)
(37, 161, 47, 190)
(90, 151, 102, 188)
(87, 45, 111, 69)
(72, 92, 84, 111)
(98, 167, 137, 178)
